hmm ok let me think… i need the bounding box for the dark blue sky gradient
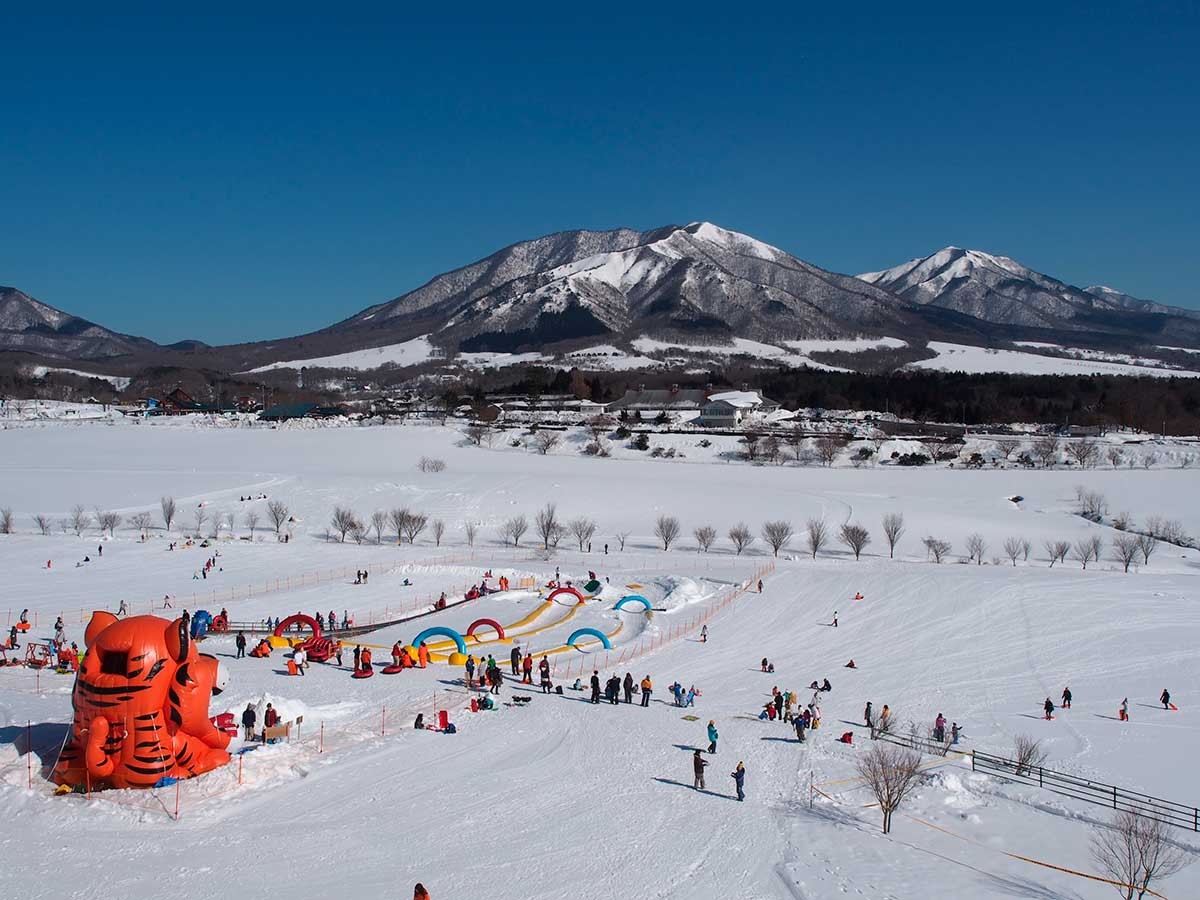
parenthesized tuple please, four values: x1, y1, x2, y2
(1, 4, 1197, 343)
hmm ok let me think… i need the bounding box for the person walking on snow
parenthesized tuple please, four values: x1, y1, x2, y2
(1120, 698, 1129, 721)
(522, 652, 533, 684)
(590, 670, 601, 704)
(707, 720, 718, 754)
(693, 749, 708, 789)
(832, 611, 838, 628)
(1043, 697, 1055, 720)
(539, 657, 552, 694)
(640, 675, 652, 706)
(465, 655, 476, 687)
(757, 579, 763, 593)
(731, 762, 745, 801)
(510, 646, 521, 676)
(700, 624, 708, 643)
(1161, 688, 1172, 710)
(864, 701, 873, 728)
(117, 599, 128, 617)
(794, 714, 806, 743)
(1061, 687, 1072, 709)
(236, 630, 247, 658)
(623, 672, 634, 704)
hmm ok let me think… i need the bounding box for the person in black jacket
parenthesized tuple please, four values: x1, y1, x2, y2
(607, 675, 620, 705)
(623, 672, 634, 704)
(241, 703, 257, 741)
(693, 749, 708, 789)
(590, 670, 601, 704)
(510, 646, 521, 675)
(235, 630, 247, 658)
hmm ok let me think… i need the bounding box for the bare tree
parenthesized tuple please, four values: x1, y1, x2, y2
(882, 512, 905, 559)
(1003, 536, 1023, 566)
(805, 518, 829, 559)
(728, 523, 755, 555)
(1140, 450, 1158, 470)
(0, 507, 13, 534)
(533, 431, 562, 455)
(693, 525, 717, 553)
(839, 523, 871, 560)
(569, 517, 597, 552)
(535, 504, 561, 549)
(209, 510, 226, 538)
(33, 513, 52, 535)
(1044, 539, 1071, 567)
(161, 496, 177, 531)
(432, 519, 445, 547)
(93, 509, 121, 537)
(464, 424, 491, 446)
(191, 505, 207, 537)
(1136, 533, 1157, 566)
(613, 530, 631, 552)
(814, 435, 844, 467)
(1032, 434, 1062, 468)
(965, 533, 986, 565)
(923, 536, 951, 563)
(761, 520, 795, 557)
(267, 499, 289, 535)
(1066, 438, 1099, 468)
(417, 456, 447, 473)
(464, 521, 478, 547)
(401, 511, 429, 544)
(1021, 538, 1032, 561)
(586, 414, 614, 442)
(1078, 490, 1108, 520)
(761, 435, 782, 465)
(994, 437, 1021, 460)
(369, 510, 386, 544)
(1106, 446, 1125, 469)
(131, 511, 153, 538)
(1112, 534, 1140, 573)
(1090, 809, 1192, 900)
(390, 507, 410, 544)
(655, 515, 681, 550)
(1012, 733, 1047, 777)
(70, 504, 91, 536)
(1073, 535, 1103, 569)
(499, 514, 528, 546)
(856, 743, 923, 834)
(741, 432, 760, 462)
(330, 506, 359, 542)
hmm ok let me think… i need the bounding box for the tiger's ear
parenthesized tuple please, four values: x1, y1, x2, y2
(84, 611, 119, 647)
(164, 617, 190, 663)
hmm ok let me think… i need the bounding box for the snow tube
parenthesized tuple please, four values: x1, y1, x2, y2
(381, 664, 405, 674)
(351, 667, 374, 679)
(583, 579, 602, 594)
(548, 586, 584, 605)
(566, 627, 612, 650)
(614, 595, 651, 612)
(274, 614, 321, 639)
(410, 627, 467, 656)
(466, 618, 505, 641)
(210, 613, 228, 633)
(302, 636, 338, 663)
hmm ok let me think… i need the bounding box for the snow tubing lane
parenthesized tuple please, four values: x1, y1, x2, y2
(410, 626, 467, 655)
(275, 614, 322, 639)
(548, 586, 584, 605)
(614, 595, 651, 612)
(466, 618, 505, 641)
(566, 627, 612, 650)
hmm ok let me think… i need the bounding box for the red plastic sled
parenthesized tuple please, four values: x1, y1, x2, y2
(381, 664, 405, 675)
(351, 667, 374, 679)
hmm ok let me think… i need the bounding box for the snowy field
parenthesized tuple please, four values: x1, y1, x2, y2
(1, 419, 1199, 899)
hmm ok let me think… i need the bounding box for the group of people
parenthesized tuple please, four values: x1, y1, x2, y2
(192, 551, 222, 580)
(587, 670, 655, 706)
(353, 570, 370, 584)
(667, 681, 699, 707)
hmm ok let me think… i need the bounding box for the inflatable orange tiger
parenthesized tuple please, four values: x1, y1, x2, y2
(54, 612, 232, 790)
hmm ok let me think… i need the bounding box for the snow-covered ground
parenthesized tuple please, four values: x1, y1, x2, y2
(2, 419, 1199, 899)
(908, 341, 1200, 378)
(245, 335, 438, 373)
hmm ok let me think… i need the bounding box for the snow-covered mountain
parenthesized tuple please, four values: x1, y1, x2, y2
(0, 286, 159, 360)
(858, 247, 1200, 339)
(323, 222, 917, 353)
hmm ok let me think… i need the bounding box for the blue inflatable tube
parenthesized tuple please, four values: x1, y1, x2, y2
(410, 626, 467, 655)
(614, 595, 651, 612)
(565, 627, 612, 650)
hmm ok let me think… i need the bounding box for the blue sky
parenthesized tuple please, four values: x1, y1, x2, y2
(1, 4, 1197, 344)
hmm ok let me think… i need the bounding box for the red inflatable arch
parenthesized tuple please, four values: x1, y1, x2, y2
(274, 614, 321, 639)
(466, 618, 506, 641)
(548, 586, 584, 605)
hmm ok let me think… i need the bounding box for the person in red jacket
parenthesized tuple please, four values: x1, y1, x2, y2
(414, 883, 430, 899)
(522, 653, 533, 684)
(264, 703, 279, 728)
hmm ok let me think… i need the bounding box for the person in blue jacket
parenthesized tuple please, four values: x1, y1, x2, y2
(707, 720, 718, 754)
(731, 762, 745, 801)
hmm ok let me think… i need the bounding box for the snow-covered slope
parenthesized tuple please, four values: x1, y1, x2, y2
(0, 287, 159, 360)
(859, 248, 1200, 343)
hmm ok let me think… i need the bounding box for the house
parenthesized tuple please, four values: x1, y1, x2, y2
(607, 385, 711, 417)
(695, 390, 781, 428)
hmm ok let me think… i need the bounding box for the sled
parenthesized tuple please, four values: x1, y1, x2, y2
(381, 664, 405, 674)
(351, 667, 374, 679)
(1169, 703, 1179, 711)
